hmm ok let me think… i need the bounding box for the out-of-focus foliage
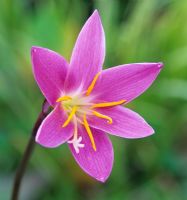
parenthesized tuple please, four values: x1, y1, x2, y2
(0, 0, 187, 199)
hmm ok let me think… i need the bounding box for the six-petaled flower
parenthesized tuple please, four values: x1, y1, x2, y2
(31, 10, 163, 182)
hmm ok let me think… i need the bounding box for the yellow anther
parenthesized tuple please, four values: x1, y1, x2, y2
(62, 106, 78, 127)
(83, 115, 96, 151)
(56, 96, 72, 102)
(92, 111, 113, 124)
(86, 71, 101, 96)
(92, 100, 126, 108)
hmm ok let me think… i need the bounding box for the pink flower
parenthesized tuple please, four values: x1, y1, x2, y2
(31, 10, 163, 182)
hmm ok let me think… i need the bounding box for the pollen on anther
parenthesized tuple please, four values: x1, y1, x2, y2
(92, 111, 113, 124)
(86, 71, 101, 96)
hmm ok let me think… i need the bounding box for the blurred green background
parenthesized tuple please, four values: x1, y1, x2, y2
(0, 0, 187, 199)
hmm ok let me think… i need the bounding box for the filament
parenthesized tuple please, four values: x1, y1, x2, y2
(86, 71, 101, 96)
(62, 106, 78, 127)
(83, 115, 96, 151)
(92, 100, 126, 108)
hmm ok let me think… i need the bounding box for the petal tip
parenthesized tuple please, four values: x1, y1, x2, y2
(91, 9, 101, 21)
(93, 9, 99, 15)
(157, 62, 164, 69)
(31, 46, 42, 56)
(31, 46, 49, 55)
(149, 126, 155, 136)
(31, 46, 38, 52)
(144, 124, 155, 137)
(96, 175, 109, 183)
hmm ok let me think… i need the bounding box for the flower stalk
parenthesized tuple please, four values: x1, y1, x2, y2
(11, 99, 50, 200)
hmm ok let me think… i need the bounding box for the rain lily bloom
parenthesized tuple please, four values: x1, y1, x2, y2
(31, 10, 163, 182)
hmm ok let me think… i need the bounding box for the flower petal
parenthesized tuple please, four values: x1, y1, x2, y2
(36, 106, 73, 148)
(69, 127, 113, 182)
(65, 10, 105, 92)
(89, 106, 154, 139)
(91, 63, 163, 103)
(31, 46, 68, 106)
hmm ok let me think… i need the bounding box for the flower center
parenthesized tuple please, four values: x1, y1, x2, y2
(56, 72, 126, 153)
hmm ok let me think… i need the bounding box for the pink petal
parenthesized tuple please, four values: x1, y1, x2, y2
(89, 106, 154, 139)
(31, 46, 68, 106)
(36, 106, 73, 148)
(65, 10, 105, 92)
(91, 63, 163, 103)
(69, 126, 113, 182)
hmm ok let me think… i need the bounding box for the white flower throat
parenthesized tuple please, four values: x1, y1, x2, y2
(56, 72, 126, 153)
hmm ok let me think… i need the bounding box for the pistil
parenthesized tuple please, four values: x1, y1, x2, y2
(68, 117, 84, 153)
(56, 71, 126, 153)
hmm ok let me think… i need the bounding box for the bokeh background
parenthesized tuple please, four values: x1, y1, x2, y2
(0, 0, 187, 199)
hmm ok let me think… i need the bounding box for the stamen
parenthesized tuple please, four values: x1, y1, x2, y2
(62, 106, 78, 127)
(86, 71, 101, 96)
(83, 115, 96, 151)
(92, 100, 126, 108)
(92, 111, 113, 124)
(56, 96, 72, 102)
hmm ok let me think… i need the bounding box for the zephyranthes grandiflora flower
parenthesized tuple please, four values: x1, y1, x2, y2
(31, 10, 163, 182)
